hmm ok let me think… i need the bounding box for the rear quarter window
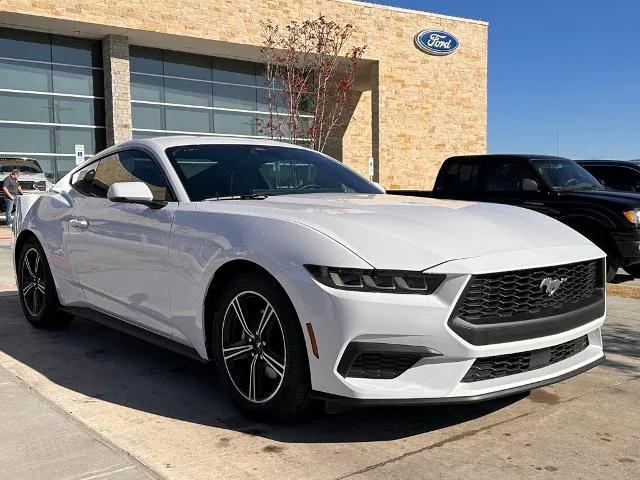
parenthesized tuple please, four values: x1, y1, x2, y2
(437, 160, 481, 193)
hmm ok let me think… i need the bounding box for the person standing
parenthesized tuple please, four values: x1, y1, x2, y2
(2, 168, 23, 225)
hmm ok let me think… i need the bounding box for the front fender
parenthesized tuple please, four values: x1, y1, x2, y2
(168, 208, 373, 359)
(14, 192, 84, 306)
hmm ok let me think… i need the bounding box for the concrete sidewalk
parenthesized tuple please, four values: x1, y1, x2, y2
(0, 359, 152, 480)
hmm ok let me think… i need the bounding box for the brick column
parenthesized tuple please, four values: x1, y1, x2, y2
(102, 35, 132, 146)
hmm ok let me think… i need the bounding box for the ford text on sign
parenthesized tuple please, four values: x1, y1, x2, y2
(414, 30, 459, 56)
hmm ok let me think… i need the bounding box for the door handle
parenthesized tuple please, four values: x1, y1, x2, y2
(69, 218, 89, 230)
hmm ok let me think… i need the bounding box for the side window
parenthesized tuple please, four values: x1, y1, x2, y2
(92, 150, 170, 201)
(70, 161, 99, 196)
(438, 160, 480, 193)
(585, 166, 637, 192)
(484, 160, 539, 193)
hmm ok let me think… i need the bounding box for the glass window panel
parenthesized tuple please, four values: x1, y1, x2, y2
(212, 58, 256, 86)
(129, 46, 163, 74)
(255, 65, 269, 88)
(0, 28, 51, 62)
(0, 92, 52, 123)
(53, 97, 104, 126)
(52, 65, 103, 96)
(51, 36, 101, 67)
(0, 124, 53, 153)
(213, 83, 257, 111)
(132, 104, 163, 130)
(165, 106, 212, 133)
(131, 73, 163, 102)
(163, 50, 211, 81)
(256, 90, 313, 115)
(55, 157, 77, 181)
(213, 111, 257, 136)
(164, 77, 211, 107)
(255, 115, 311, 140)
(0, 58, 51, 92)
(92, 150, 169, 200)
(54, 126, 99, 155)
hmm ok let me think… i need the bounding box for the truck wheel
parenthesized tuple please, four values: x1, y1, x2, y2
(623, 265, 640, 279)
(17, 238, 71, 328)
(211, 271, 316, 421)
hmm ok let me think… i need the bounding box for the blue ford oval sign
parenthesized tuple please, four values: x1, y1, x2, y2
(414, 30, 459, 56)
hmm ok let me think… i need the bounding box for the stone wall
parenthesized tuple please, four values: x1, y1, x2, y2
(102, 35, 132, 146)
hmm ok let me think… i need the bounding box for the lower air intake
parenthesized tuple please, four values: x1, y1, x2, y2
(462, 335, 589, 383)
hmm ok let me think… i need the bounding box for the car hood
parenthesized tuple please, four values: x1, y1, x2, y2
(559, 189, 640, 207)
(17, 173, 47, 184)
(197, 193, 597, 270)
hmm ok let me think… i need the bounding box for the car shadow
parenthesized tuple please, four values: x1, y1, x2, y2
(0, 292, 566, 443)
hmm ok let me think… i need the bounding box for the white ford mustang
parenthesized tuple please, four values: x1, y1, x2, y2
(12, 137, 606, 419)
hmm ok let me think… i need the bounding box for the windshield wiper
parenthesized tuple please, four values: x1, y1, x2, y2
(203, 193, 269, 201)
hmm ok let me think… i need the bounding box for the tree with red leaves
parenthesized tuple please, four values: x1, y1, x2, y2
(259, 16, 366, 153)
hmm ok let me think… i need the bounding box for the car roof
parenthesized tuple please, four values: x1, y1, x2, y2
(446, 154, 570, 162)
(117, 135, 308, 150)
(577, 159, 640, 166)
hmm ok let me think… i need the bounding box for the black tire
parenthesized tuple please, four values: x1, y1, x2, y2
(211, 271, 315, 421)
(623, 264, 640, 279)
(17, 237, 71, 328)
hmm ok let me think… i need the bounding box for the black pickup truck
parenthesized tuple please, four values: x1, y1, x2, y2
(391, 154, 640, 281)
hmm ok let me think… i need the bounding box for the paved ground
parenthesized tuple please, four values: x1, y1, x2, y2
(0, 227, 639, 479)
(0, 359, 152, 480)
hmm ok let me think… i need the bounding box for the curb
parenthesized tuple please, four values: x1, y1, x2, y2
(607, 283, 640, 300)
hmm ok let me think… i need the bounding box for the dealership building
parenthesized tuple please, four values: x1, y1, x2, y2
(0, 0, 487, 188)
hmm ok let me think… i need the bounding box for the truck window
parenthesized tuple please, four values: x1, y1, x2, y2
(437, 160, 480, 193)
(484, 159, 539, 193)
(582, 165, 640, 192)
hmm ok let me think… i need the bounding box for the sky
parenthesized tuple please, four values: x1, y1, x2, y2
(377, 1, 640, 159)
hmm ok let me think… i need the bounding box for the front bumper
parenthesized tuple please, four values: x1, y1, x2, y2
(277, 254, 606, 403)
(612, 231, 640, 264)
(312, 354, 605, 406)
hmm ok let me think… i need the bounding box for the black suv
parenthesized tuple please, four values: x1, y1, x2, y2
(577, 159, 640, 193)
(390, 155, 640, 281)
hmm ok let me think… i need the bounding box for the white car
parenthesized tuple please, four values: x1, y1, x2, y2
(12, 137, 606, 419)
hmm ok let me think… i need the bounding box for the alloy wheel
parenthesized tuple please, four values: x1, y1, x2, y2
(21, 247, 46, 316)
(221, 291, 286, 403)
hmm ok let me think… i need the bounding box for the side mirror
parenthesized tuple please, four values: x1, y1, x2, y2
(107, 182, 153, 203)
(522, 178, 540, 192)
(373, 182, 386, 193)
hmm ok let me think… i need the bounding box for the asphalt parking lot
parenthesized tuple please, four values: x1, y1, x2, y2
(0, 228, 639, 480)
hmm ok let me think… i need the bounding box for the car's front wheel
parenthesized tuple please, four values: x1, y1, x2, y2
(17, 237, 70, 328)
(212, 271, 315, 421)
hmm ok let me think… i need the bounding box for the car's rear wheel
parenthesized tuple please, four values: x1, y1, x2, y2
(17, 237, 70, 328)
(623, 264, 640, 278)
(211, 272, 314, 420)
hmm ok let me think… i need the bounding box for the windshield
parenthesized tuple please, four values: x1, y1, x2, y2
(166, 144, 380, 200)
(530, 158, 604, 191)
(0, 159, 43, 174)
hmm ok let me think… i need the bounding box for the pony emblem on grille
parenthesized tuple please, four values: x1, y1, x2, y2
(540, 276, 568, 297)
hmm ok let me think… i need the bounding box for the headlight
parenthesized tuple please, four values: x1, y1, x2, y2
(623, 210, 640, 225)
(304, 265, 445, 294)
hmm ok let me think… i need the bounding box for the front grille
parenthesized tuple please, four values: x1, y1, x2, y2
(457, 260, 600, 323)
(345, 352, 423, 379)
(461, 335, 589, 382)
(20, 181, 35, 190)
